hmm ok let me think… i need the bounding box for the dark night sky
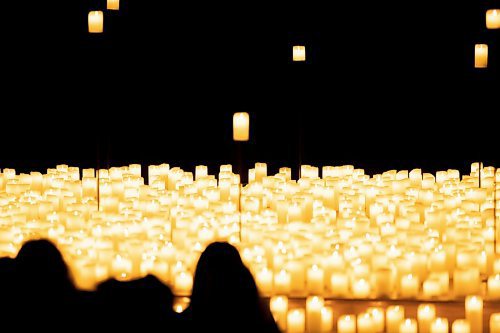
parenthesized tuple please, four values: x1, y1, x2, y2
(1, 0, 499, 176)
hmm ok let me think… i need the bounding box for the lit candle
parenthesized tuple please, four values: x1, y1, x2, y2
(288, 309, 306, 333)
(233, 112, 249, 141)
(293, 45, 306, 62)
(418, 304, 436, 333)
(488, 274, 500, 299)
(306, 296, 324, 333)
(430, 318, 448, 333)
(274, 269, 291, 295)
(386, 305, 405, 333)
(270, 296, 288, 331)
(486, 9, 500, 29)
(256, 268, 273, 295)
(357, 312, 374, 333)
(88, 11, 103, 33)
(330, 272, 349, 297)
(490, 313, 500, 333)
(452, 319, 470, 333)
(338, 315, 356, 333)
(321, 307, 333, 333)
(423, 278, 441, 298)
(400, 274, 419, 298)
(465, 296, 482, 333)
(174, 271, 193, 296)
(475, 44, 488, 69)
(307, 264, 324, 294)
(352, 278, 371, 298)
(366, 307, 385, 332)
(400, 318, 417, 333)
(107, 0, 120, 10)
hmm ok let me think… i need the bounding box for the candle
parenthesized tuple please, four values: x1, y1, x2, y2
(423, 278, 441, 298)
(491, 313, 500, 333)
(293, 45, 306, 62)
(452, 319, 470, 333)
(386, 305, 405, 333)
(233, 112, 249, 141)
(430, 318, 448, 333)
(418, 304, 436, 333)
(256, 268, 273, 295)
(475, 44, 488, 68)
(486, 9, 500, 29)
(274, 269, 291, 294)
(357, 312, 374, 333)
(174, 271, 193, 295)
(288, 309, 306, 333)
(338, 315, 356, 333)
(400, 274, 419, 298)
(88, 11, 104, 33)
(107, 0, 120, 10)
(400, 318, 417, 333)
(330, 272, 349, 297)
(488, 274, 500, 299)
(306, 296, 324, 333)
(352, 278, 371, 298)
(321, 307, 333, 333)
(307, 264, 324, 294)
(270, 296, 288, 331)
(465, 296, 482, 333)
(366, 307, 384, 332)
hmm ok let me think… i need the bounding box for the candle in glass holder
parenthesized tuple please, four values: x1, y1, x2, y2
(430, 318, 448, 333)
(88, 11, 103, 33)
(423, 278, 441, 298)
(307, 264, 324, 294)
(418, 304, 436, 333)
(491, 313, 500, 333)
(366, 307, 384, 332)
(475, 44, 488, 68)
(321, 307, 333, 333)
(256, 267, 273, 295)
(452, 319, 470, 333)
(352, 278, 371, 298)
(174, 271, 193, 295)
(488, 274, 500, 299)
(338, 315, 356, 333)
(293, 45, 306, 62)
(288, 309, 306, 333)
(465, 296, 482, 333)
(107, 0, 119, 10)
(486, 9, 500, 29)
(386, 305, 404, 333)
(306, 296, 324, 333)
(400, 318, 417, 333)
(400, 274, 419, 298)
(270, 296, 288, 331)
(233, 112, 250, 141)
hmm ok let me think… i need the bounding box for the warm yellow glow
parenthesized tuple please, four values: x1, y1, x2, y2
(400, 318, 417, 333)
(233, 112, 249, 141)
(88, 11, 103, 33)
(486, 9, 500, 29)
(293, 45, 306, 62)
(107, 0, 120, 10)
(475, 44, 488, 68)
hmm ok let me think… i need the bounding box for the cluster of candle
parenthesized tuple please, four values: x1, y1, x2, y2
(0, 162, 498, 302)
(270, 296, 500, 333)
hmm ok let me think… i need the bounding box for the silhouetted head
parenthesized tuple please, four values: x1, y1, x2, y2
(189, 242, 270, 331)
(16, 239, 74, 294)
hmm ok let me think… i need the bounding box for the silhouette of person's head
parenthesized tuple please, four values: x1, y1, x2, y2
(16, 239, 74, 295)
(188, 242, 279, 333)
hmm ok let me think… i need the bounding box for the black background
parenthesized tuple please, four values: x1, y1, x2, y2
(1, 0, 499, 178)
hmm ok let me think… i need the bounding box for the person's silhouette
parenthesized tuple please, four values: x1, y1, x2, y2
(96, 274, 180, 331)
(184, 242, 279, 333)
(13, 239, 82, 331)
(0, 257, 16, 322)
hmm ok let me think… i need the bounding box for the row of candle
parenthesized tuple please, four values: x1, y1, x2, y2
(269, 295, 497, 333)
(0, 162, 498, 301)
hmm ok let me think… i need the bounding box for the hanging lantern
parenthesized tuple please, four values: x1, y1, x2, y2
(233, 112, 250, 142)
(475, 44, 488, 68)
(293, 45, 306, 62)
(88, 11, 104, 33)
